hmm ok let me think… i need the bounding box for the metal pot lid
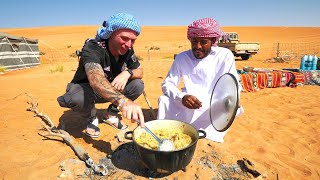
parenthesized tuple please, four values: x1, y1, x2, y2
(210, 73, 239, 132)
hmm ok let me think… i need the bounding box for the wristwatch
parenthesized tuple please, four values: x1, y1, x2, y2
(126, 69, 133, 77)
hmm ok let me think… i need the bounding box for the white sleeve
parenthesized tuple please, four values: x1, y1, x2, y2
(161, 59, 186, 101)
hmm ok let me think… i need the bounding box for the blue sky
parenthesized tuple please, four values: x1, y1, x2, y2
(1, 0, 319, 28)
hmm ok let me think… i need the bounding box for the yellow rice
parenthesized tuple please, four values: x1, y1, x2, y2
(135, 128, 193, 150)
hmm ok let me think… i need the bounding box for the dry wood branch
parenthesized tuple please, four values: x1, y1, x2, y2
(12, 93, 108, 176)
(24, 93, 108, 175)
(19, 93, 92, 162)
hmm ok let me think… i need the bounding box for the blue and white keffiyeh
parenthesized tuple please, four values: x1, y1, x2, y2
(96, 13, 141, 41)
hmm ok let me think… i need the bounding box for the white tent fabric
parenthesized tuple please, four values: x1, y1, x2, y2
(0, 32, 40, 71)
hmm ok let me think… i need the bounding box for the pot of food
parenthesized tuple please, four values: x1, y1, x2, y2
(125, 119, 206, 173)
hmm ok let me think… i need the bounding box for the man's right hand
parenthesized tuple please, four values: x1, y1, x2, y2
(119, 100, 145, 127)
(182, 95, 202, 109)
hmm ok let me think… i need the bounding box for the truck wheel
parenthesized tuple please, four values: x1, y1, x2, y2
(241, 55, 250, 60)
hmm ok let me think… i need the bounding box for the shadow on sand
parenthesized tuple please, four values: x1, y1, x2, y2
(56, 107, 172, 178)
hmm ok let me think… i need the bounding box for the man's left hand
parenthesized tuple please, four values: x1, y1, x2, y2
(111, 71, 131, 92)
(182, 95, 202, 109)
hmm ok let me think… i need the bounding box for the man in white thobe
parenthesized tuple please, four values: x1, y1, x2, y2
(157, 17, 244, 143)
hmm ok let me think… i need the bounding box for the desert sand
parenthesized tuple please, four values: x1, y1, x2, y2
(0, 26, 319, 180)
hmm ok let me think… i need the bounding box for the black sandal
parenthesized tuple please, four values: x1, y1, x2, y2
(85, 123, 100, 138)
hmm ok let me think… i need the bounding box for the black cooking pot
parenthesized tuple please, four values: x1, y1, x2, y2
(124, 119, 206, 173)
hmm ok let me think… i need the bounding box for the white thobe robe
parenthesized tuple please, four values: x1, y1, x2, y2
(158, 46, 244, 143)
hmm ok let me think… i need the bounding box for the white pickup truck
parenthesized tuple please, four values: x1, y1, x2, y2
(217, 32, 260, 60)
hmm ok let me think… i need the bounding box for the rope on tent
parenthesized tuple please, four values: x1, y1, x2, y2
(39, 40, 77, 62)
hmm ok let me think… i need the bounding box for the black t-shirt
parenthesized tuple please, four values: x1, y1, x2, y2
(71, 39, 140, 83)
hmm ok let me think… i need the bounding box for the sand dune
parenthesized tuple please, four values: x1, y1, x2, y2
(0, 26, 319, 179)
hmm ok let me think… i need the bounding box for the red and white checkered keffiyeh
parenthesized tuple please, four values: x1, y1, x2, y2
(187, 18, 225, 46)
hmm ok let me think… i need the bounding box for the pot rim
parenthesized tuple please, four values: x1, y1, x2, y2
(131, 119, 201, 152)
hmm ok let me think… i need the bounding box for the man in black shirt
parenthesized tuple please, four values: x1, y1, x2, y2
(57, 13, 144, 138)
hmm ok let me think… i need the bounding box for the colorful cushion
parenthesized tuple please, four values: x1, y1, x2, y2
(239, 70, 305, 92)
(300, 70, 320, 85)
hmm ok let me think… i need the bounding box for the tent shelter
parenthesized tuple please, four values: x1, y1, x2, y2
(0, 32, 40, 71)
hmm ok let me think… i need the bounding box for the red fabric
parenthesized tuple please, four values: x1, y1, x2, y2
(292, 72, 305, 84)
(257, 73, 268, 89)
(268, 71, 283, 88)
(187, 18, 225, 46)
(239, 70, 304, 92)
(240, 73, 258, 92)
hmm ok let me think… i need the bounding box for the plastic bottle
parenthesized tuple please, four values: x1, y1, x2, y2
(307, 55, 314, 70)
(312, 55, 318, 70)
(300, 55, 308, 70)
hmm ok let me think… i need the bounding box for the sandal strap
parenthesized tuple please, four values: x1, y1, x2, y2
(89, 117, 99, 126)
(108, 117, 119, 124)
(87, 123, 100, 132)
(117, 121, 123, 129)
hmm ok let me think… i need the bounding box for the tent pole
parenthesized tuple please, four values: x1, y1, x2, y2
(23, 37, 40, 62)
(5, 37, 25, 68)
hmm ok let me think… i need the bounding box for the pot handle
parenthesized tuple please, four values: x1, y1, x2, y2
(124, 131, 133, 140)
(198, 130, 207, 139)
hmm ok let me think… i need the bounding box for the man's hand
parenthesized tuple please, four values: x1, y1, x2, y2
(111, 71, 131, 92)
(182, 95, 202, 109)
(119, 99, 145, 127)
(84, 62, 144, 126)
